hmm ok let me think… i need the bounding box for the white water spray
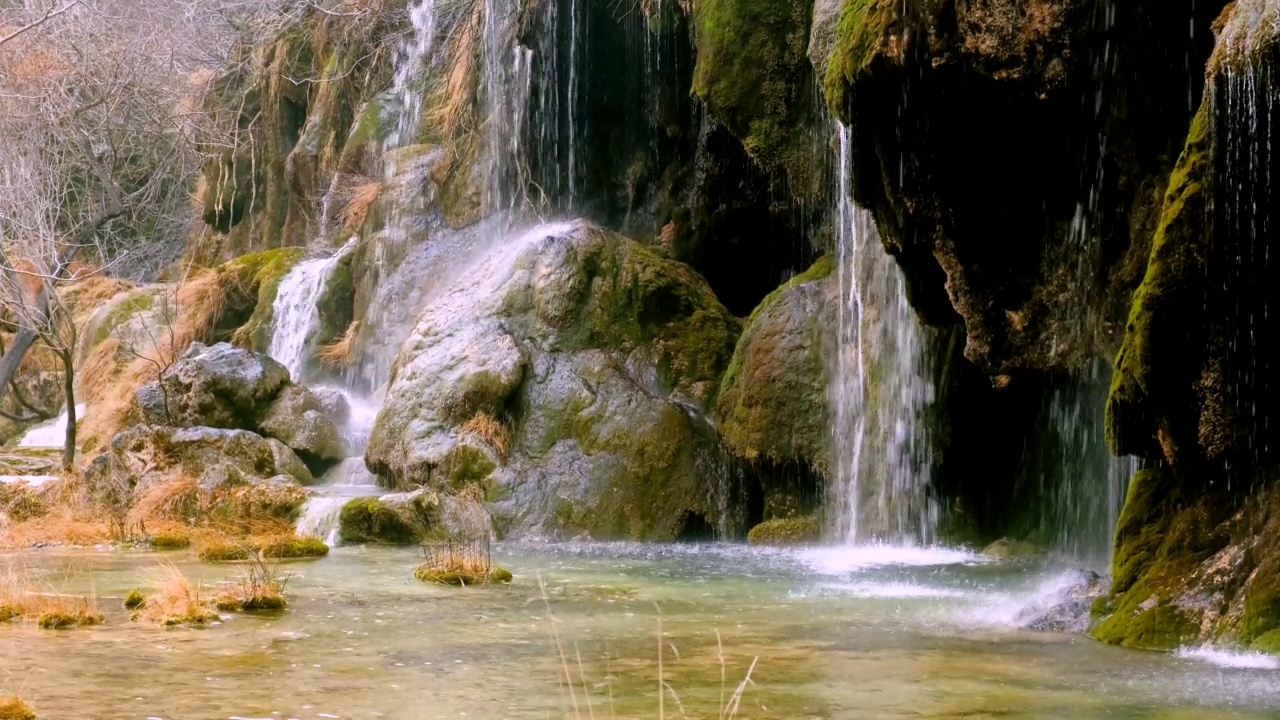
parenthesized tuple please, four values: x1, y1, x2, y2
(268, 241, 354, 381)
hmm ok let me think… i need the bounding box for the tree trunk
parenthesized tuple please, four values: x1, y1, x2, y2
(60, 347, 76, 469)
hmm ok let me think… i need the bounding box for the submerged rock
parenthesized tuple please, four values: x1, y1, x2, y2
(367, 221, 746, 540)
(1015, 570, 1109, 635)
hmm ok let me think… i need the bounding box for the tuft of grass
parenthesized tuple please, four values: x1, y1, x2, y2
(414, 538, 511, 586)
(135, 564, 220, 626)
(317, 321, 360, 367)
(123, 589, 146, 610)
(0, 473, 111, 549)
(212, 553, 288, 612)
(195, 530, 328, 562)
(340, 181, 379, 231)
(128, 477, 199, 530)
(458, 411, 510, 459)
(0, 564, 103, 630)
(0, 692, 36, 720)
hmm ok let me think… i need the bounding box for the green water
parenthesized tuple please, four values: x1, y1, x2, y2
(1, 543, 1277, 719)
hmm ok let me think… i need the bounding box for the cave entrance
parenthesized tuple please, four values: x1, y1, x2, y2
(674, 510, 715, 542)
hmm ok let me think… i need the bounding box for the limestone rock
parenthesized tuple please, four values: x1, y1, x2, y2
(1016, 570, 1108, 634)
(135, 342, 290, 429)
(258, 384, 347, 468)
(367, 221, 746, 540)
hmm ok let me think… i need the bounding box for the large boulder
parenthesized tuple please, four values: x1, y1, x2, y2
(134, 342, 345, 471)
(135, 342, 290, 429)
(367, 221, 747, 540)
(338, 489, 493, 545)
(1095, 0, 1280, 651)
(83, 424, 310, 521)
(716, 256, 834, 517)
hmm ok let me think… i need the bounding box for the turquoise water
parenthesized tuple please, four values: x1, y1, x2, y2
(1, 543, 1278, 719)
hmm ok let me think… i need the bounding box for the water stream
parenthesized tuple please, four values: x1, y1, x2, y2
(829, 125, 936, 545)
(269, 241, 355, 382)
(3, 543, 1279, 718)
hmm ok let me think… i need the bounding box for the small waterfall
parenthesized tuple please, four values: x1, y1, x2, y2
(18, 404, 86, 448)
(386, 0, 439, 154)
(295, 388, 384, 544)
(268, 241, 353, 381)
(830, 125, 937, 545)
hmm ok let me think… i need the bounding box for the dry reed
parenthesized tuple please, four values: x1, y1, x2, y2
(459, 411, 510, 458)
(211, 552, 288, 612)
(135, 563, 219, 626)
(340, 181, 380, 231)
(317, 321, 361, 367)
(0, 692, 36, 720)
(0, 563, 102, 629)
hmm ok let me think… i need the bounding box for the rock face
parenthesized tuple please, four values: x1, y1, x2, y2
(83, 424, 309, 521)
(1095, 0, 1280, 651)
(1015, 570, 1108, 635)
(135, 342, 345, 471)
(817, 0, 1226, 375)
(367, 221, 745, 540)
(716, 256, 834, 518)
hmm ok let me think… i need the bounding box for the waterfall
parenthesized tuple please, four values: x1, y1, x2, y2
(386, 0, 439, 154)
(268, 241, 353, 381)
(18, 403, 86, 448)
(830, 125, 937, 545)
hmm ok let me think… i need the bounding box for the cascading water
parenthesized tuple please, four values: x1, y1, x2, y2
(829, 125, 937, 545)
(268, 240, 354, 382)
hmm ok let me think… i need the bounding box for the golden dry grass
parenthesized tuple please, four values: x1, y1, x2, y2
(340, 181, 379, 231)
(135, 563, 219, 626)
(0, 473, 112, 549)
(317, 320, 361, 367)
(127, 477, 198, 532)
(0, 564, 102, 629)
(427, 1, 482, 142)
(76, 354, 155, 455)
(211, 554, 288, 612)
(0, 692, 36, 720)
(459, 411, 510, 459)
(173, 270, 227, 349)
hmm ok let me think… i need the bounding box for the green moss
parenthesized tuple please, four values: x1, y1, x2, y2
(37, 610, 103, 630)
(1106, 102, 1212, 458)
(0, 692, 37, 720)
(151, 532, 191, 550)
(123, 590, 147, 611)
(1092, 603, 1199, 650)
(716, 256, 832, 471)
(213, 594, 286, 613)
(89, 290, 155, 348)
(692, 0, 814, 180)
(444, 444, 497, 487)
(198, 535, 328, 562)
(219, 247, 307, 352)
(746, 515, 822, 545)
(1250, 628, 1280, 655)
(823, 0, 897, 120)
(1090, 468, 1230, 650)
(315, 248, 355, 345)
(0, 606, 18, 623)
(339, 497, 419, 544)
(414, 565, 513, 586)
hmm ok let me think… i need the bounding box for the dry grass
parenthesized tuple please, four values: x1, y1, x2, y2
(0, 473, 112, 549)
(0, 692, 36, 720)
(427, 0, 483, 142)
(459, 411, 510, 459)
(414, 537, 511, 586)
(538, 573, 759, 720)
(340, 181, 379, 231)
(212, 553, 288, 612)
(317, 321, 361, 367)
(192, 524, 329, 563)
(76, 356, 154, 455)
(173, 270, 227, 348)
(135, 563, 219, 626)
(0, 564, 102, 629)
(127, 477, 199, 531)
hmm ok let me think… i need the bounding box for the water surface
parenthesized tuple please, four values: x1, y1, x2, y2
(2, 543, 1278, 719)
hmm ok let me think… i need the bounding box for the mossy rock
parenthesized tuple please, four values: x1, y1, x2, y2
(339, 497, 420, 544)
(746, 516, 822, 545)
(151, 532, 192, 550)
(717, 256, 833, 474)
(692, 0, 817, 185)
(37, 610, 103, 630)
(213, 594, 287, 613)
(981, 537, 1043, 560)
(414, 565, 512, 586)
(218, 247, 307, 352)
(123, 590, 147, 611)
(198, 535, 329, 562)
(1106, 103, 1213, 460)
(822, 0, 899, 120)
(1250, 628, 1280, 655)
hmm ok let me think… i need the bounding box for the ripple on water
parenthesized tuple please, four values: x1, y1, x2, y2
(1175, 646, 1280, 670)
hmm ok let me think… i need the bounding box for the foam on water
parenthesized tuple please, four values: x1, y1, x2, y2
(18, 404, 87, 447)
(797, 544, 982, 575)
(1175, 646, 1280, 670)
(296, 496, 349, 547)
(813, 581, 970, 600)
